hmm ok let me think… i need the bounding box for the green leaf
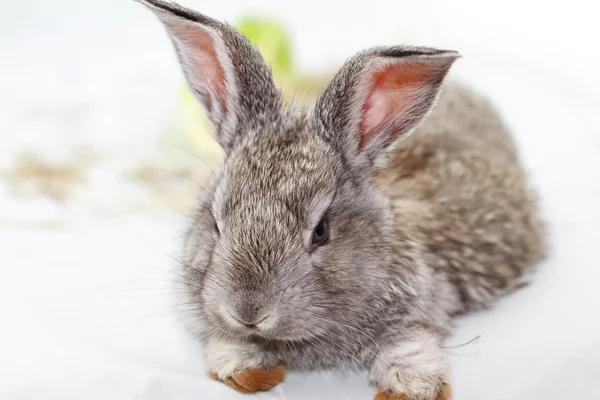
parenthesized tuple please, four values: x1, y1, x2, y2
(235, 16, 293, 80)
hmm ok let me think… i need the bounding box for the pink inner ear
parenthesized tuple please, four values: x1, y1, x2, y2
(359, 60, 437, 150)
(168, 21, 228, 114)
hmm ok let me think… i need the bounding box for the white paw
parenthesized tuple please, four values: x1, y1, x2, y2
(204, 340, 274, 380)
(370, 335, 449, 399)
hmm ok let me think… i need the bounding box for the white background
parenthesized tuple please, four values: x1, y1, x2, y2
(1, 0, 599, 399)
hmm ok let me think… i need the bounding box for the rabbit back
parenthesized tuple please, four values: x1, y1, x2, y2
(376, 82, 545, 312)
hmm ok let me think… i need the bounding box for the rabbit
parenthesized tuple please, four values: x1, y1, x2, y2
(137, 1, 545, 399)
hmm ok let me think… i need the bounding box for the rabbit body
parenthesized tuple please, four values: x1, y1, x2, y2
(379, 82, 544, 314)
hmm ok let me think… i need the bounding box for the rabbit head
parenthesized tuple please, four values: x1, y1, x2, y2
(139, 0, 458, 341)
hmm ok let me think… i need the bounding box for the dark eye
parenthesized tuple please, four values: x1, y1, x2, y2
(311, 218, 329, 247)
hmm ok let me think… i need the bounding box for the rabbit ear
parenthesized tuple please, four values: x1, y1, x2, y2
(138, 0, 281, 152)
(313, 47, 458, 171)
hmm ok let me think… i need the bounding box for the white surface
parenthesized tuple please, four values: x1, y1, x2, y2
(1, 0, 599, 399)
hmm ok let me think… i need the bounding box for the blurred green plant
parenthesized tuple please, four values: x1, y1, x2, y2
(237, 16, 293, 82)
(236, 16, 329, 104)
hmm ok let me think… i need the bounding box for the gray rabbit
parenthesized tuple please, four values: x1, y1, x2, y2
(138, 1, 545, 399)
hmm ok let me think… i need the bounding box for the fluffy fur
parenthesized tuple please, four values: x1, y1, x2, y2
(138, 1, 545, 398)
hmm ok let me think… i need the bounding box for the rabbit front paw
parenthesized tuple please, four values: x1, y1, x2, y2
(369, 328, 450, 400)
(205, 340, 285, 393)
(208, 366, 286, 394)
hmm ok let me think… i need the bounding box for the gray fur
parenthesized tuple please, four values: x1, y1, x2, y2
(139, 1, 545, 398)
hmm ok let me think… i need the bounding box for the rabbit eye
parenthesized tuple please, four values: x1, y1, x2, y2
(311, 218, 329, 248)
(213, 218, 220, 235)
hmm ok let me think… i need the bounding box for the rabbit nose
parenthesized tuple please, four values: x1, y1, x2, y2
(229, 310, 269, 329)
(229, 296, 269, 329)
